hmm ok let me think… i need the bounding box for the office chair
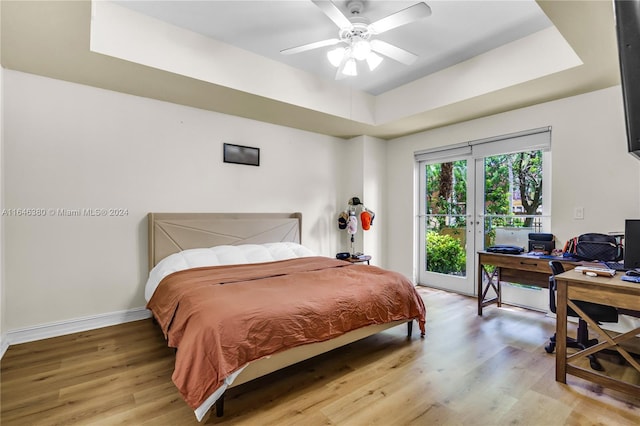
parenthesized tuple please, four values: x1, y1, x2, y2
(545, 261, 619, 371)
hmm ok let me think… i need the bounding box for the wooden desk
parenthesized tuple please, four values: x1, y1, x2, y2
(554, 270, 640, 396)
(477, 252, 579, 315)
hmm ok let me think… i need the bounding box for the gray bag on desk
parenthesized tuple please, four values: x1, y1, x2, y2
(573, 233, 622, 261)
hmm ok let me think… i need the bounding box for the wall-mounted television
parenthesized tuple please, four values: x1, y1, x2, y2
(614, 0, 640, 159)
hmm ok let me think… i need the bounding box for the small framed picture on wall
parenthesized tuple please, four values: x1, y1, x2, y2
(223, 143, 260, 166)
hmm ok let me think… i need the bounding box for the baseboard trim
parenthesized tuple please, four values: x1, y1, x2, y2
(0, 334, 9, 359)
(6, 307, 152, 346)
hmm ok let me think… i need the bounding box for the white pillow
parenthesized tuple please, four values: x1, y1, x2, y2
(145, 242, 315, 301)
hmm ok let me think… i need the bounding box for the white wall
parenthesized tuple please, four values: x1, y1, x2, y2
(3, 70, 348, 332)
(386, 86, 640, 281)
(335, 136, 387, 266)
(362, 136, 387, 267)
(0, 64, 6, 357)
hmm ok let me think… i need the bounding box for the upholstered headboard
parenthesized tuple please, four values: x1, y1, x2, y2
(147, 212, 302, 270)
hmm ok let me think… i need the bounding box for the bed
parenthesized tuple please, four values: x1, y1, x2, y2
(145, 212, 426, 421)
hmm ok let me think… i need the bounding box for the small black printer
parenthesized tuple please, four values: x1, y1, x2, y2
(528, 233, 554, 254)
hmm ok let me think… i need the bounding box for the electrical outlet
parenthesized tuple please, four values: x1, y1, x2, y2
(574, 207, 584, 220)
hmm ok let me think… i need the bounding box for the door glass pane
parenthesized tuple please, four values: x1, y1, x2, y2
(483, 150, 544, 249)
(425, 160, 467, 277)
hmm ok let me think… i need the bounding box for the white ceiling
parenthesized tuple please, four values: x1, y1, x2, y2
(0, 1, 622, 139)
(115, 0, 553, 95)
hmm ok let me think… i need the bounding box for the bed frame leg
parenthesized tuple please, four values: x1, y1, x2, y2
(216, 393, 225, 417)
(407, 320, 413, 338)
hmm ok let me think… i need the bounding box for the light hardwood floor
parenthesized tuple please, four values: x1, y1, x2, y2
(2, 287, 639, 425)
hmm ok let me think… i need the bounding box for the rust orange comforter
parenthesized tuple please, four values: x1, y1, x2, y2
(147, 256, 426, 410)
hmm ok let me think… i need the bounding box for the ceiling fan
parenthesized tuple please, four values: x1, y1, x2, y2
(281, 0, 432, 79)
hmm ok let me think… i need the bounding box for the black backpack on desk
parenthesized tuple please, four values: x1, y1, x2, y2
(565, 233, 622, 261)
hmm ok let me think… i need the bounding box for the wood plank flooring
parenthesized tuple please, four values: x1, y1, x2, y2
(2, 287, 639, 425)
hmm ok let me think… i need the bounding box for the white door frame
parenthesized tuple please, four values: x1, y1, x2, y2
(415, 128, 552, 307)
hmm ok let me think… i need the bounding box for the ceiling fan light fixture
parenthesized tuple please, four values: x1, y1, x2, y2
(351, 38, 371, 61)
(366, 52, 383, 71)
(327, 47, 346, 67)
(342, 58, 358, 76)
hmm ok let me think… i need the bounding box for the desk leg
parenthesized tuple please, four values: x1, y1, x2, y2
(556, 280, 568, 383)
(496, 267, 502, 308)
(477, 264, 483, 315)
(477, 264, 501, 316)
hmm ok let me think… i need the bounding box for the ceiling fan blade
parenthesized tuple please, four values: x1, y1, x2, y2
(311, 0, 352, 29)
(280, 38, 341, 55)
(368, 2, 432, 35)
(370, 39, 418, 65)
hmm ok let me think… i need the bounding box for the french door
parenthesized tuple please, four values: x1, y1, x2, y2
(418, 154, 477, 295)
(417, 128, 552, 309)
